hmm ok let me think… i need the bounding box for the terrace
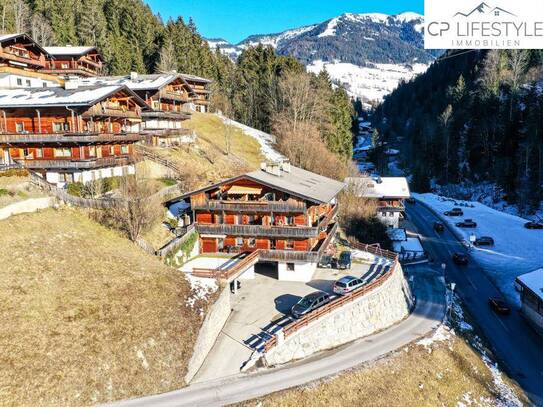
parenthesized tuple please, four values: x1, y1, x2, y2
(14, 156, 135, 170)
(0, 132, 143, 145)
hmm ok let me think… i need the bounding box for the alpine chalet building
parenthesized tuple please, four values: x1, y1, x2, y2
(170, 161, 345, 281)
(43, 46, 104, 77)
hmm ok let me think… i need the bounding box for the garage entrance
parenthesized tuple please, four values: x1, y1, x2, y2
(254, 261, 279, 279)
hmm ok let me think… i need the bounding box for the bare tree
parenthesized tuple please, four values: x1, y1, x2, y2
(440, 104, 453, 183)
(505, 50, 530, 120)
(31, 14, 54, 46)
(12, 0, 29, 33)
(156, 39, 177, 73)
(109, 177, 162, 242)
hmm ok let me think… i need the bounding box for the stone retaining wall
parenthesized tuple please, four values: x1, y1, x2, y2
(264, 263, 414, 366)
(185, 286, 231, 383)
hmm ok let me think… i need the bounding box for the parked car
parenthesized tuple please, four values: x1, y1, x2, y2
(318, 255, 337, 269)
(474, 236, 494, 247)
(333, 276, 364, 295)
(524, 221, 543, 229)
(452, 252, 469, 265)
(456, 219, 477, 228)
(338, 251, 352, 270)
(291, 291, 331, 319)
(488, 297, 511, 315)
(406, 197, 416, 204)
(433, 221, 445, 232)
(444, 207, 464, 216)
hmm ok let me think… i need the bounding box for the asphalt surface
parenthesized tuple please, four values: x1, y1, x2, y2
(406, 201, 543, 406)
(110, 267, 445, 407)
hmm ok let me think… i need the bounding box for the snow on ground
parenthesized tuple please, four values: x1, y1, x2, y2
(180, 255, 241, 273)
(184, 273, 218, 314)
(307, 60, 428, 102)
(414, 193, 543, 305)
(392, 237, 424, 254)
(218, 114, 285, 162)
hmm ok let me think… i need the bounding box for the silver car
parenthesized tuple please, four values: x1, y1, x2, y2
(333, 276, 364, 295)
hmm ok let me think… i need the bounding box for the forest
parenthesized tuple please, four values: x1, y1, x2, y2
(0, 0, 355, 180)
(373, 49, 543, 214)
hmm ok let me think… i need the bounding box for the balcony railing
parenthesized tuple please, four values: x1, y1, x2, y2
(196, 223, 319, 238)
(0, 132, 143, 145)
(157, 89, 191, 103)
(141, 128, 193, 138)
(377, 201, 405, 212)
(83, 105, 141, 119)
(192, 199, 307, 213)
(14, 156, 135, 170)
(0, 50, 46, 68)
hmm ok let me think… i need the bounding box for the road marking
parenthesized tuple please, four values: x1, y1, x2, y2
(465, 274, 478, 291)
(494, 314, 510, 333)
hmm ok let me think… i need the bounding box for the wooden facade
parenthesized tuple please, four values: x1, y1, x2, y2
(182, 176, 338, 260)
(180, 74, 211, 112)
(0, 34, 49, 71)
(43, 47, 104, 77)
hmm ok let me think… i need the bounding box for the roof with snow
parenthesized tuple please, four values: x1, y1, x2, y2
(0, 33, 50, 56)
(0, 84, 147, 108)
(346, 176, 411, 199)
(517, 268, 543, 302)
(180, 73, 212, 84)
(44, 46, 98, 56)
(80, 74, 181, 91)
(172, 163, 345, 204)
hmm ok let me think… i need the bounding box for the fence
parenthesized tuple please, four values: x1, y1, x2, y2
(263, 243, 400, 352)
(155, 224, 196, 258)
(192, 250, 261, 280)
(135, 145, 183, 177)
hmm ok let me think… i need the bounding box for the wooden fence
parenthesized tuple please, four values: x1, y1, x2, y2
(262, 245, 400, 352)
(135, 144, 183, 177)
(192, 250, 261, 280)
(155, 224, 196, 258)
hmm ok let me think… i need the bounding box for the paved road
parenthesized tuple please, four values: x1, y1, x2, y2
(111, 269, 445, 407)
(406, 202, 543, 406)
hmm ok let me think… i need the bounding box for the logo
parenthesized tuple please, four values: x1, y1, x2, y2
(424, 0, 543, 49)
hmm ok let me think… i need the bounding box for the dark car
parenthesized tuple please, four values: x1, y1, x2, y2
(291, 291, 331, 319)
(524, 221, 543, 229)
(337, 251, 352, 270)
(452, 252, 469, 265)
(433, 221, 445, 232)
(333, 276, 364, 295)
(406, 197, 416, 204)
(444, 207, 464, 216)
(318, 255, 337, 269)
(456, 219, 477, 228)
(488, 297, 511, 315)
(474, 236, 494, 247)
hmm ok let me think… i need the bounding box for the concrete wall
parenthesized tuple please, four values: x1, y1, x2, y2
(278, 261, 316, 282)
(185, 286, 232, 383)
(46, 164, 135, 187)
(264, 263, 413, 366)
(0, 197, 54, 221)
(378, 211, 401, 228)
(521, 304, 543, 337)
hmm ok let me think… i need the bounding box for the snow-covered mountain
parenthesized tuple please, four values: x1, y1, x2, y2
(206, 12, 438, 105)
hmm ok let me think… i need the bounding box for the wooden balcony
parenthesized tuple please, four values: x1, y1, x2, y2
(0, 50, 46, 68)
(157, 89, 191, 103)
(83, 105, 141, 119)
(196, 223, 319, 238)
(377, 200, 405, 212)
(141, 128, 193, 138)
(0, 132, 143, 145)
(192, 199, 307, 213)
(14, 156, 135, 170)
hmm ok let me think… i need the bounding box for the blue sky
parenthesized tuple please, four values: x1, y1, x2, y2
(146, 0, 424, 43)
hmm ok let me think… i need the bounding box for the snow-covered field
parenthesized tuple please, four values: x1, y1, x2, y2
(307, 60, 428, 102)
(414, 193, 543, 305)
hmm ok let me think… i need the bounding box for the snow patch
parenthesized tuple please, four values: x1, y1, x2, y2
(184, 274, 218, 312)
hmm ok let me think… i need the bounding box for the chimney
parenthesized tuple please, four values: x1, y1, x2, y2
(261, 161, 281, 177)
(130, 71, 138, 80)
(281, 159, 291, 173)
(64, 78, 80, 90)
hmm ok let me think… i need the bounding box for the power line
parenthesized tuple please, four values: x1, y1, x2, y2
(434, 49, 480, 62)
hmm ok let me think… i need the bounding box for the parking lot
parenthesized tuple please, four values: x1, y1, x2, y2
(192, 255, 393, 383)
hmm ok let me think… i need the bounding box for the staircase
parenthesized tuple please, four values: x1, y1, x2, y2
(135, 145, 184, 178)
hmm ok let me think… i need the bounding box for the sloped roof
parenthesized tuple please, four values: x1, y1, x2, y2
(0, 33, 50, 56)
(44, 46, 98, 56)
(80, 74, 180, 91)
(0, 84, 148, 108)
(180, 73, 212, 84)
(346, 176, 411, 199)
(172, 164, 345, 204)
(517, 268, 543, 302)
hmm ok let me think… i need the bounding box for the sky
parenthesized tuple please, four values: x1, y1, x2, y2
(146, 0, 424, 43)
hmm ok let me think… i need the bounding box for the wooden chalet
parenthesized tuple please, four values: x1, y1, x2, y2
(43, 46, 104, 77)
(0, 33, 50, 72)
(180, 73, 211, 113)
(169, 161, 345, 280)
(346, 176, 410, 228)
(0, 83, 148, 185)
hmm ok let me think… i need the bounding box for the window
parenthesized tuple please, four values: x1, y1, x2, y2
(247, 238, 256, 248)
(235, 237, 243, 247)
(88, 146, 96, 157)
(15, 122, 24, 133)
(61, 63, 69, 69)
(25, 80, 31, 87)
(285, 240, 294, 250)
(42, 82, 47, 88)
(121, 145, 129, 154)
(109, 146, 115, 155)
(16, 78, 22, 86)
(53, 123, 63, 132)
(22, 148, 31, 158)
(54, 148, 71, 158)
(59, 173, 74, 183)
(286, 263, 295, 271)
(35, 148, 43, 158)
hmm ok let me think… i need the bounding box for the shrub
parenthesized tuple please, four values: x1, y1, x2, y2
(66, 182, 84, 197)
(0, 188, 8, 197)
(0, 169, 29, 178)
(159, 178, 177, 187)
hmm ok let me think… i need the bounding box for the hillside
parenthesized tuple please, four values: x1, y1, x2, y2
(207, 12, 437, 103)
(372, 49, 543, 214)
(0, 208, 210, 405)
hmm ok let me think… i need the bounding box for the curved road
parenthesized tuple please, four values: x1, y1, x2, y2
(112, 270, 445, 406)
(407, 201, 543, 405)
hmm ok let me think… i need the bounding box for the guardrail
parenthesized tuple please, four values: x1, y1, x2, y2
(191, 199, 307, 213)
(348, 238, 398, 261)
(262, 241, 399, 352)
(192, 250, 261, 280)
(135, 145, 183, 177)
(195, 223, 319, 239)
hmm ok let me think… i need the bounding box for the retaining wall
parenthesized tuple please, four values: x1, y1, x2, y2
(185, 286, 232, 383)
(264, 264, 414, 366)
(0, 197, 54, 221)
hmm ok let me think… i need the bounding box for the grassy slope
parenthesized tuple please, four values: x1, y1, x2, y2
(0, 208, 203, 405)
(0, 175, 46, 208)
(152, 112, 264, 189)
(241, 332, 527, 407)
